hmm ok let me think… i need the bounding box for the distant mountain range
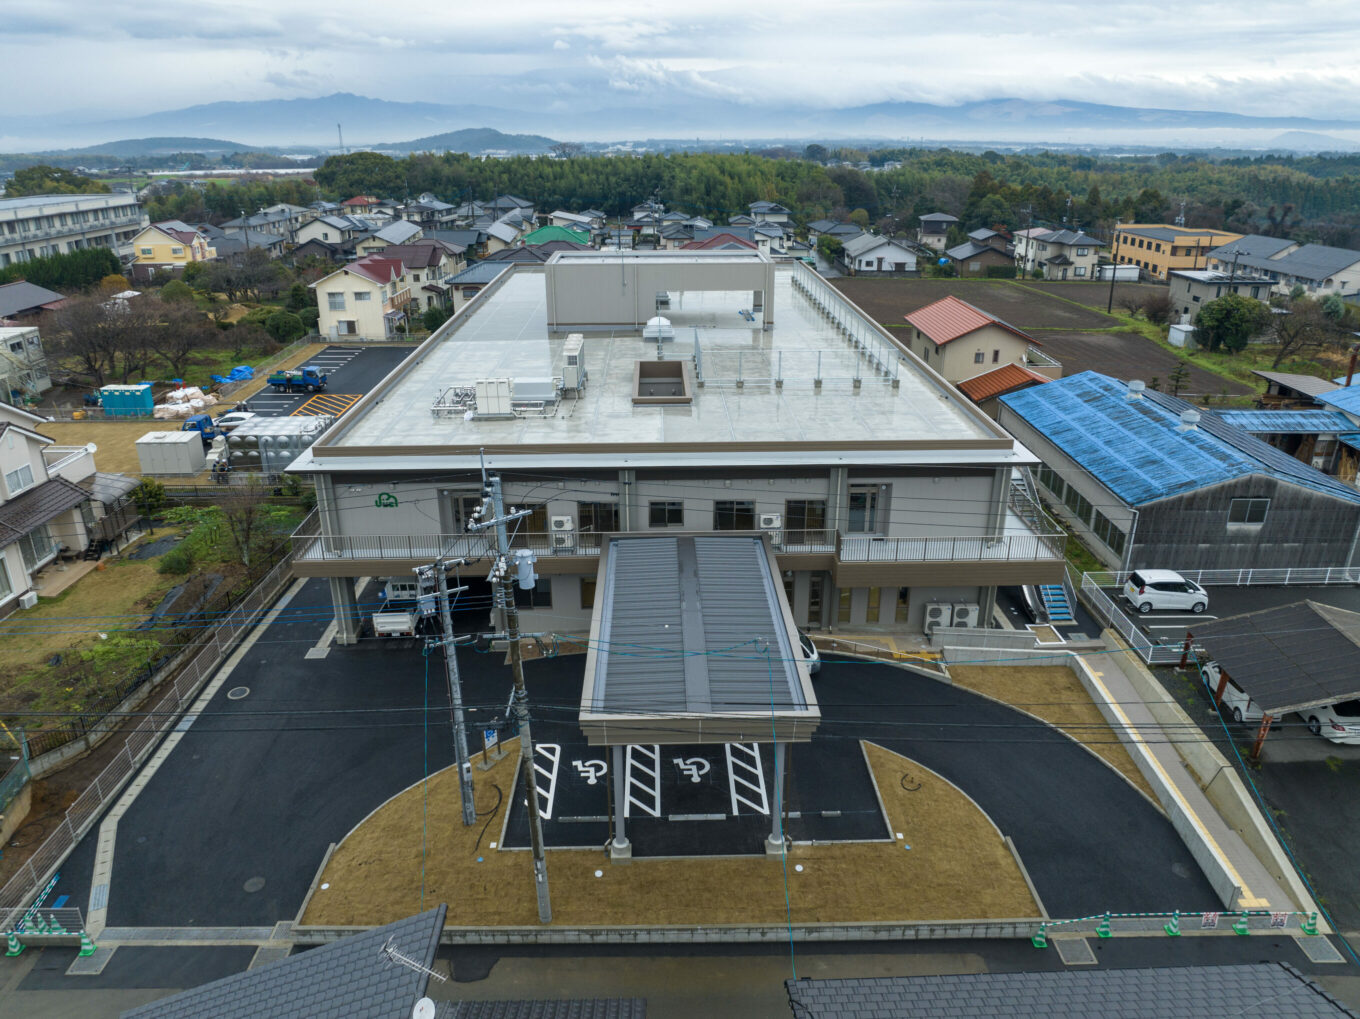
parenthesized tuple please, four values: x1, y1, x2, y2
(7, 92, 1360, 153)
(56, 136, 253, 157)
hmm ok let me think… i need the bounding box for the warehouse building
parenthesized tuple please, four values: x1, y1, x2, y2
(286, 250, 1065, 642)
(998, 371, 1360, 572)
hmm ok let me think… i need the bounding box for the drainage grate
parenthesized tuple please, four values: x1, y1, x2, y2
(66, 946, 115, 976)
(1295, 935, 1346, 964)
(1053, 937, 1097, 965)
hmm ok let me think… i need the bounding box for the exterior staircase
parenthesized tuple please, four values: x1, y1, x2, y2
(1038, 584, 1074, 624)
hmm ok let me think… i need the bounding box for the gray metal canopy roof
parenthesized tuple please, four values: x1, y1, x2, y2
(579, 534, 819, 745)
(122, 906, 446, 1018)
(1195, 601, 1360, 714)
(785, 963, 1358, 1018)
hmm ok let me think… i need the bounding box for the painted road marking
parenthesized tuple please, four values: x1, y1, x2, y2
(533, 743, 561, 820)
(290, 393, 360, 418)
(625, 744, 662, 818)
(726, 742, 769, 815)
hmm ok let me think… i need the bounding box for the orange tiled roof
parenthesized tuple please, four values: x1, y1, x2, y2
(904, 295, 1037, 347)
(957, 363, 1051, 402)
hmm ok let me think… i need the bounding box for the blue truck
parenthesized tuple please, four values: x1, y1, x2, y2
(267, 366, 328, 393)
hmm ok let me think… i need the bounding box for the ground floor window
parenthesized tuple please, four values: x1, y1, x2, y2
(17, 525, 56, 572)
(514, 581, 552, 609)
(0, 557, 11, 600)
(580, 577, 596, 610)
(837, 588, 852, 624)
(895, 587, 910, 623)
(649, 500, 683, 527)
(866, 587, 882, 623)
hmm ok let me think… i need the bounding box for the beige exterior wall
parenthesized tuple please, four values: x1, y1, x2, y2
(314, 268, 411, 341)
(131, 226, 214, 268)
(910, 324, 1032, 383)
(1111, 226, 1242, 280)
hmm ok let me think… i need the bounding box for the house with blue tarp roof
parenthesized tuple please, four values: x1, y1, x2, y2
(999, 371, 1360, 572)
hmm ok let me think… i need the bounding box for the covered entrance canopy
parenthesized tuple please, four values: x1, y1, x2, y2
(580, 533, 820, 858)
(1195, 600, 1360, 755)
(580, 533, 820, 746)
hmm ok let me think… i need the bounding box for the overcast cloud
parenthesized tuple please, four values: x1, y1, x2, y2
(7, 0, 1360, 123)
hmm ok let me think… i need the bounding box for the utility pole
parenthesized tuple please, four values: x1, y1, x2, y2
(418, 558, 476, 826)
(468, 462, 551, 923)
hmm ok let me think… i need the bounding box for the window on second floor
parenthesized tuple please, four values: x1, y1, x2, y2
(1076, 247, 1088, 256)
(5, 463, 34, 496)
(171, 246, 184, 256)
(354, 291, 371, 302)
(713, 500, 755, 530)
(648, 500, 683, 527)
(1228, 497, 1269, 526)
(974, 351, 985, 364)
(139, 247, 153, 256)
(327, 292, 345, 311)
(847, 485, 880, 532)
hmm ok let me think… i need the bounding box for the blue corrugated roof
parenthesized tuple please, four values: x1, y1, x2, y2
(999, 371, 1360, 506)
(1315, 386, 1360, 415)
(1214, 409, 1355, 434)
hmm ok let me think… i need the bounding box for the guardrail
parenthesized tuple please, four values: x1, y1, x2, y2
(1086, 567, 1360, 588)
(1079, 574, 1182, 664)
(0, 553, 296, 930)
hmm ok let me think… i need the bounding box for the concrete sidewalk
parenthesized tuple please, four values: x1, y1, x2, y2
(1085, 642, 1309, 917)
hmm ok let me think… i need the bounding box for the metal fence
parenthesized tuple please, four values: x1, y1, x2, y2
(1079, 574, 1182, 664)
(1086, 567, 1360, 589)
(0, 739, 30, 817)
(0, 553, 296, 930)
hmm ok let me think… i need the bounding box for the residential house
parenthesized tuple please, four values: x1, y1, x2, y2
(480, 241, 587, 265)
(0, 281, 65, 323)
(0, 326, 51, 404)
(294, 215, 380, 247)
(749, 201, 792, 225)
(485, 195, 535, 220)
(196, 223, 284, 260)
(999, 371, 1360, 571)
(353, 220, 424, 257)
(806, 220, 864, 247)
(0, 402, 137, 615)
(0, 193, 147, 266)
(1013, 229, 1104, 280)
(903, 295, 1047, 383)
(680, 233, 758, 252)
(445, 261, 511, 315)
(129, 221, 216, 281)
(220, 204, 310, 242)
(956, 364, 1051, 419)
(966, 228, 1009, 253)
(917, 212, 959, 252)
(341, 196, 382, 215)
(1109, 225, 1242, 281)
(308, 200, 342, 216)
(400, 194, 458, 230)
(1204, 235, 1360, 298)
(548, 210, 598, 232)
(310, 254, 413, 340)
(944, 241, 1014, 278)
(379, 241, 466, 310)
(483, 220, 522, 254)
(1168, 269, 1275, 323)
(426, 228, 486, 259)
(286, 251, 1065, 643)
(842, 234, 918, 275)
(521, 225, 590, 247)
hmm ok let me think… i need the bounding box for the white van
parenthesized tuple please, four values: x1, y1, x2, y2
(1122, 569, 1208, 614)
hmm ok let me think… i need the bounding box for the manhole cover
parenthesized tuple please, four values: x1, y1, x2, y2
(243, 877, 266, 893)
(227, 686, 250, 700)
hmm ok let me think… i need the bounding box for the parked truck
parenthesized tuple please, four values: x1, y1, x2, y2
(267, 366, 328, 393)
(180, 413, 224, 448)
(372, 611, 418, 637)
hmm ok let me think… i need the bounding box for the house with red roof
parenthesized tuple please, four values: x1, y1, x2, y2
(341, 195, 381, 214)
(309, 253, 413, 340)
(128, 220, 216, 281)
(956, 363, 1052, 418)
(680, 232, 757, 252)
(903, 295, 1052, 384)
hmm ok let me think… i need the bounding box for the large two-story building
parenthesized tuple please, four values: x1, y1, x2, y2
(0, 193, 147, 267)
(286, 250, 1065, 643)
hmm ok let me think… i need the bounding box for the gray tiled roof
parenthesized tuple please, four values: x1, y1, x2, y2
(121, 907, 446, 1019)
(786, 963, 1359, 1018)
(0, 280, 66, 318)
(1209, 234, 1297, 261)
(0, 477, 89, 549)
(435, 999, 646, 1018)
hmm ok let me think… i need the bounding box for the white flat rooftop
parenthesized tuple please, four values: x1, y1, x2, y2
(328, 265, 1000, 451)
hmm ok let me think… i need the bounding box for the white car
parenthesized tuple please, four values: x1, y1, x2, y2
(1204, 661, 1264, 723)
(1303, 701, 1360, 744)
(798, 630, 821, 675)
(1123, 569, 1208, 615)
(215, 410, 257, 431)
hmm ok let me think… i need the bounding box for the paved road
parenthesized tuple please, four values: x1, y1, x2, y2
(236, 345, 414, 419)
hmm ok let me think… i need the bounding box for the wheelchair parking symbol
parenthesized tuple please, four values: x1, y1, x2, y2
(674, 757, 711, 783)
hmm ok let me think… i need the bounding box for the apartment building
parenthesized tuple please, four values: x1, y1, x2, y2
(1109, 224, 1241, 281)
(286, 250, 1065, 643)
(0, 193, 148, 266)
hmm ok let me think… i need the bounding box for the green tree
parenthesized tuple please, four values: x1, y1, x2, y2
(0, 246, 121, 290)
(1321, 293, 1347, 321)
(286, 282, 311, 311)
(3, 164, 109, 196)
(1167, 360, 1191, 397)
(1195, 293, 1271, 353)
(816, 235, 844, 264)
(422, 305, 451, 331)
(264, 311, 305, 343)
(160, 279, 194, 303)
(313, 151, 406, 198)
(847, 208, 870, 229)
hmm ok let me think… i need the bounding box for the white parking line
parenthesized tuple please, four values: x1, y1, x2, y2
(725, 742, 769, 815)
(533, 743, 561, 820)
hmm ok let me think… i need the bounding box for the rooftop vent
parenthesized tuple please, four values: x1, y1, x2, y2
(632, 359, 692, 404)
(1127, 379, 1146, 401)
(1178, 409, 1201, 431)
(643, 316, 675, 342)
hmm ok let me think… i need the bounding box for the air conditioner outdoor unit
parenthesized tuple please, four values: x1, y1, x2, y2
(923, 602, 953, 634)
(550, 515, 575, 531)
(18, 590, 38, 610)
(758, 512, 783, 529)
(951, 602, 981, 629)
(551, 532, 576, 550)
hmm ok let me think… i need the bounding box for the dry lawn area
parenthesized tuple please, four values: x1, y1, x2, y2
(38, 420, 156, 475)
(301, 740, 1039, 929)
(948, 665, 1157, 802)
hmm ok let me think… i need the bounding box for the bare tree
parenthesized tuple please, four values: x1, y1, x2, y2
(1271, 299, 1337, 369)
(152, 304, 224, 379)
(50, 292, 159, 385)
(1142, 290, 1176, 326)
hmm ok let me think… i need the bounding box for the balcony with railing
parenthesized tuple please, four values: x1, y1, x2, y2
(41, 445, 96, 483)
(291, 504, 1064, 572)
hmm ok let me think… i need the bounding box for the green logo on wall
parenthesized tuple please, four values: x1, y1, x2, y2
(375, 492, 399, 508)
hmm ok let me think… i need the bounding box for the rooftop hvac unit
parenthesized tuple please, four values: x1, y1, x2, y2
(474, 378, 513, 417)
(951, 602, 981, 629)
(19, 590, 39, 610)
(562, 333, 587, 392)
(923, 602, 953, 635)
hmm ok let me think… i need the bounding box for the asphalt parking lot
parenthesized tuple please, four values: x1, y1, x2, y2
(235, 344, 415, 419)
(40, 575, 1221, 930)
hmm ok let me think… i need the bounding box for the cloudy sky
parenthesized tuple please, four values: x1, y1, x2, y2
(7, 0, 1360, 132)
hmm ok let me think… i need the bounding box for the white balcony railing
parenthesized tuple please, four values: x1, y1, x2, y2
(41, 445, 96, 483)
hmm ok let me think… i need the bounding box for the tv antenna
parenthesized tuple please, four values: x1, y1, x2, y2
(380, 936, 447, 984)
